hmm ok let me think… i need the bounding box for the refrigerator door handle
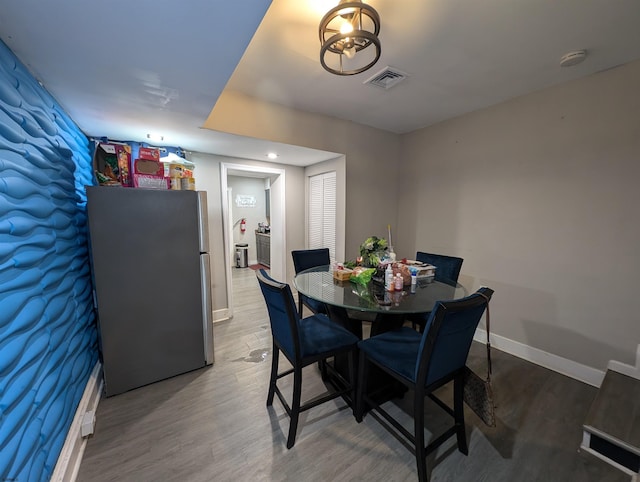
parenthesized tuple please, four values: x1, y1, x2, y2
(197, 191, 210, 253)
(201, 253, 215, 365)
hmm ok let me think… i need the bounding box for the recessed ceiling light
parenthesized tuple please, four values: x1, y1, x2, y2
(560, 50, 587, 68)
(267, 152, 278, 160)
(147, 133, 164, 142)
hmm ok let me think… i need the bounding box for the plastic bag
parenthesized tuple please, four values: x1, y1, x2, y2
(350, 267, 375, 285)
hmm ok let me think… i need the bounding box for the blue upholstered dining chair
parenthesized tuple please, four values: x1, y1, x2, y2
(291, 248, 330, 317)
(356, 287, 494, 482)
(256, 269, 359, 449)
(408, 251, 465, 331)
(416, 251, 464, 284)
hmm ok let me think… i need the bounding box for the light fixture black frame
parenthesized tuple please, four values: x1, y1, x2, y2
(319, 1, 381, 76)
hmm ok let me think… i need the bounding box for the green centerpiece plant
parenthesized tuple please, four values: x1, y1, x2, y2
(359, 236, 388, 268)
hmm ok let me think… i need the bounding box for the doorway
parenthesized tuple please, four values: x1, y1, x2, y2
(220, 162, 286, 319)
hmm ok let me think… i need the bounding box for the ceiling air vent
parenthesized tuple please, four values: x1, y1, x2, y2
(363, 66, 408, 90)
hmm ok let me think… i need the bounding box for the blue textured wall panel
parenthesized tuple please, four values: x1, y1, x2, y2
(0, 40, 97, 481)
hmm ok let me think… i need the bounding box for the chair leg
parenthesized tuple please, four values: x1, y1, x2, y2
(287, 365, 303, 449)
(318, 360, 328, 381)
(298, 297, 304, 318)
(454, 373, 468, 455)
(348, 349, 357, 416)
(267, 343, 279, 406)
(355, 350, 368, 423)
(414, 388, 428, 482)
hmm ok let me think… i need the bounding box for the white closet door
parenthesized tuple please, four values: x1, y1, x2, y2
(308, 171, 336, 263)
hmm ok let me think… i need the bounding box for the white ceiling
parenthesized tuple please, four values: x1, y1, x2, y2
(2, 0, 640, 166)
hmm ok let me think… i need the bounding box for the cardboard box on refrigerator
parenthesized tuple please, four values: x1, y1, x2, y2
(132, 159, 167, 189)
(134, 159, 164, 176)
(138, 147, 160, 161)
(93, 142, 132, 187)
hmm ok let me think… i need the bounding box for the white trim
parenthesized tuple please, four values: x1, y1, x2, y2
(213, 308, 230, 323)
(608, 344, 640, 381)
(220, 163, 287, 314)
(222, 185, 234, 319)
(51, 362, 103, 482)
(473, 329, 605, 388)
(584, 425, 640, 457)
(581, 431, 638, 480)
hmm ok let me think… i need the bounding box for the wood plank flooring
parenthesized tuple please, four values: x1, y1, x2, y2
(77, 267, 630, 481)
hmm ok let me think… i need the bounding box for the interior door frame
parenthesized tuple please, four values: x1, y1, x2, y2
(220, 162, 286, 318)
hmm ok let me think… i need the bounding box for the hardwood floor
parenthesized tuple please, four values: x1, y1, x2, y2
(77, 267, 629, 481)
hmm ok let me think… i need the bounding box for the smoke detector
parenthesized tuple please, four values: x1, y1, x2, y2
(560, 50, 587, 67)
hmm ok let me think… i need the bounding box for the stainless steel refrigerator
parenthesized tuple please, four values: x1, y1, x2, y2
(86, 187, 214, 397)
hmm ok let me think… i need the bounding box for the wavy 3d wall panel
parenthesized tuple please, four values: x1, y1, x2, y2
(0, 40, 97, 481)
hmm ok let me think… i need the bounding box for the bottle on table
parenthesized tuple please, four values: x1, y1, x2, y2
(385, 264, 394, 291)
(394, 273, 403, 291)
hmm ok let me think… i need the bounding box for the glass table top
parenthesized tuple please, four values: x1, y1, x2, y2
(293, 265, 468, 315)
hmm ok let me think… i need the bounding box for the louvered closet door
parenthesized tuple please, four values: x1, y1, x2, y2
(309, 171, 336, 263)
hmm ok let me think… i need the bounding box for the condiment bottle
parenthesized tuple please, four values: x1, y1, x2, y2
(385, 264, 394, 291)
(394, 273, 403, 291)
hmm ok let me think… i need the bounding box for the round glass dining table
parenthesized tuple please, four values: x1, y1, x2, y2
(294, 265, 469, 403)
(293, 265, 468, 335)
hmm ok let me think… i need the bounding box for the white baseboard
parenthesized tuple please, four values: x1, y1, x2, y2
(608, 344, 640, 381)
(474, 329, 606, 388)
(213, 308, 230, 323)
(51, 362, 103, 482)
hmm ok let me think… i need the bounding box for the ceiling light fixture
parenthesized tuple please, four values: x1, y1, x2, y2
(319, 0, 381, 76)
(267, 152, 278, 160)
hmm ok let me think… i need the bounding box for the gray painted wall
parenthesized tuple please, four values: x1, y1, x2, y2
(206, 91, 401, 253)
(398, 60, 640, 370)
(205, 60, 640, 374)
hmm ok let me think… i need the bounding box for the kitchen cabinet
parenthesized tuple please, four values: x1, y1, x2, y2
(256, 232, 270, 267)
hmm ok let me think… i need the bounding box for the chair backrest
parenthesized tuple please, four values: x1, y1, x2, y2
(416, 287, 494, 387)
(292, 248, 330, 274)
(256, 269, 300, 361)
(415, 251, 464, 284)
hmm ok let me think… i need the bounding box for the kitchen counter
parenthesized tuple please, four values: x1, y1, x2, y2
(255, 231, 270, 267)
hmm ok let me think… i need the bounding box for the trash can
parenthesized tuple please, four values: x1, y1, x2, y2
(235, 243, 249, 268)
